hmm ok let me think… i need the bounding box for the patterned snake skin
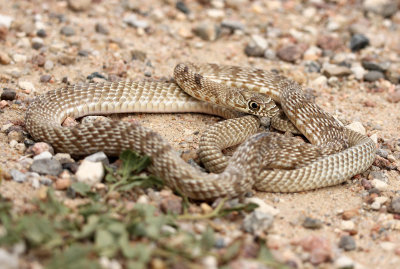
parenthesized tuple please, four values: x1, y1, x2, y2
(25, 63, 376, 200)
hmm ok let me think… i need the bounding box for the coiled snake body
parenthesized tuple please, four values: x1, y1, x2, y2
(25, 63, 375, 200)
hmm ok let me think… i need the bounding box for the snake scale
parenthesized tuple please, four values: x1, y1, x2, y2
(25, 63, 376, 200)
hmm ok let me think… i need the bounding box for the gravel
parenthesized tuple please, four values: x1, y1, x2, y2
(338, 236, 356, 251)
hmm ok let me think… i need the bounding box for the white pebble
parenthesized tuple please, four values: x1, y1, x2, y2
(340, 220, 355, 231)
(335, 255, 354, 269)
(18, 81, 35, 92)
(245, 197, 280, 216)
(380, 242, 396, 251)
(75, 160, 104, 186)
(12, 54, 27, 63)
(0, 14, 14, 29)
(371, 179, 388, 191)
(33, 151, 53, 160)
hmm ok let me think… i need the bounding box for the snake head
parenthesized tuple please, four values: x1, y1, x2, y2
(237, 90, 279, 118)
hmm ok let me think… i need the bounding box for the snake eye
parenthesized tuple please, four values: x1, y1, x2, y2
(249, 101, 260, 111)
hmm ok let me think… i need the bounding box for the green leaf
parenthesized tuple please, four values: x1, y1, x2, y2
(71, 182, 91, 196)
(95, 229, 117, 257)
(221, 240, 241, 263)
(200, 226, 215, 251)
(119, 150, 151, 179)
(46, 244, 100, 269)
(218, 202, 259, 217)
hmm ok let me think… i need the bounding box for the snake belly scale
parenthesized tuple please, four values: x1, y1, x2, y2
(25, 63, 376, 200)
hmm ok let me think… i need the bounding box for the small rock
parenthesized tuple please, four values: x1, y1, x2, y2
(323, 64, 352, 77)
(243, 211, 274, 235)
(30, 158, 63, 176)
(371, 196, 388, 210)
(364, 71, 384, 82)
(60, 26, 75, 36)
(303, 217, 323, 229)
(317, 35, 342, 51)
(131, 49, 147, 61)
(277, 44, 307, 62)
(388, 88, 400, 103)
(68, 0, 91, 11)
(245, 197, 279, 216)
(18, 81, 35, 92)
(341, 220, 355, 232)
(55, 178, 72, 190)
(0, 248, 18, 269)
(10, 169, 27, 183)
(371, 179, 388, 191)
(8, 130, 24, 142)
(335, 255, 355, 269)
(123, 14, 149, 29)
(351, 65, 367, 80)
(31, 37, 44, 50)
(361, 60, 390, 72)
(342, 208, 359, 220)
(303, 46, 322, 61)
(363, 0, 398, 17)
(31, 54, 46, 67)
(388, 197, 400, 214)
(193, 22, 219, 41)
(43, 60, 54, 71)
(346, 122, 366, 135)
(221, 20, 245, 32)
(0, 14, 13, 29)
(0, 100, 8, 108)
(380, 242, 396, 251)
(338, 235, 356, 251)
(244, 43, 264, 57)
(95, 23, 109, 35)
(376, 148, 389, 158)
(160, 195, 183, 214)
(12, 54, 27, 63)
(350, 34, 369, 52)
(58, 53, 75, 65)
(40, 74, 52, 83)
(29, 142, 54, 155)
(0, 51, 11, 65)
(176, 1, 191, 14)
(368, 171, 387, 182)
(299, 236, 332, 265)
(1, 89, 16, 101)
(33, 151, 53, 160)
(85, 152, 109, 165)
(75, 160, 104, 186)
(36, 29, 47, 37)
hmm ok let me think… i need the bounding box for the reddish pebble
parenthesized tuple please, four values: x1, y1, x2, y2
(0, 100, 8, 108)
(55, 178, 71, 190)
(299, 236, 332, 265)
(30, 142, 54, 155)
(342, 208, 359, 220)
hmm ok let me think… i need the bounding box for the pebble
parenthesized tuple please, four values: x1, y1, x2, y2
(317, 35, 342, 51)
(341, 220, 355, 231)
(363, 0, 398, 17)
(40, 74, 52, 83)
(350, 34, 369, 52)
(0, 51, 11, 65)
(302, 217, 323, 229)
(245, 197, 279, 216)
(8, 130, 24, 142)
(68, 0, 91, 12)
(31, 37, 43, 50)
(346, 122, 366, 135)
(44, 60, 54, 70)
(303, 46, 322, 61)
(364, 71, 384, 82)
(160, 195, 183, 214)
(85, 152, 109, 165)
(18, 81, 35, 92)
(33, 151, 53, 160)
(299, 236, 332, 265)
(12, 54, 27, 63)
(371, 196, 388, 210)
(0, 248, 19, 269)
(10, 169, 27, 183)
(29, 142, 54, 155)
(30, 158, 63, 176)
(36, 29, 46, 37)
(335, 255, 355, 269)
(338, 235, 356, 251)
(0, 14, 13, 29)
(75, 160, 104, 186)
(342, 208, 359, 220)
(55, 177, 72, 190)
(323, 64, 352, 77)
(370, 179, 388, 191)
(368, 171, 387, 182)
(60, 26, 75, 36)
(351, 65, 366, 80)
(388, 88, 400, 103)
(376, 148, 389, 159)
(389, 197, 400, 214)
(0, 100, 8, 108)
(277, 44, 306, 62)
(123, 14, 149, 29)
(131, 50, 147, 61)
(221, 20, 245, 32)
(176, 1, 191, 14)
(95, 23, 109, 35)
(361, 60, 390, 72)
(244, 43, 264, 57)
(32, 55, 45, 67)
(193, 22, 219, 41)
(1, 89, 16, 101)
(242, 210, 274, 235)
(380, 242, 396, 251)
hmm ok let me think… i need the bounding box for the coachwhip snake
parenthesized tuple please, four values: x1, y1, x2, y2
(25, 63, 375, 200)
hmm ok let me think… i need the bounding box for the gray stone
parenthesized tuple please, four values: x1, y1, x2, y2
(1, 89, 16, 101)
(193, 22, 219, 41)
(85, 151, 109, 165)
(243, 210, 274, 235)
(364, 71, 384, 82)
(30, 158, 62, 176)
(375, 148, 388, 159)
(338, 235, 356, 251)
(221, 20, 245, 32)
(123, 14, 149, 29)
(60, 26, 75, 36)
(389, 197, 400, 214)
(350, 34, 369, 52)
(95, 23, 109, 35)
(10, 169, 27, 183)
(363, 0, 398, 17)
(303, 217, 323, 229)
(0, 248, 18, 269)
(361, 60, 390, 72)
(323, 65, 352, 77)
